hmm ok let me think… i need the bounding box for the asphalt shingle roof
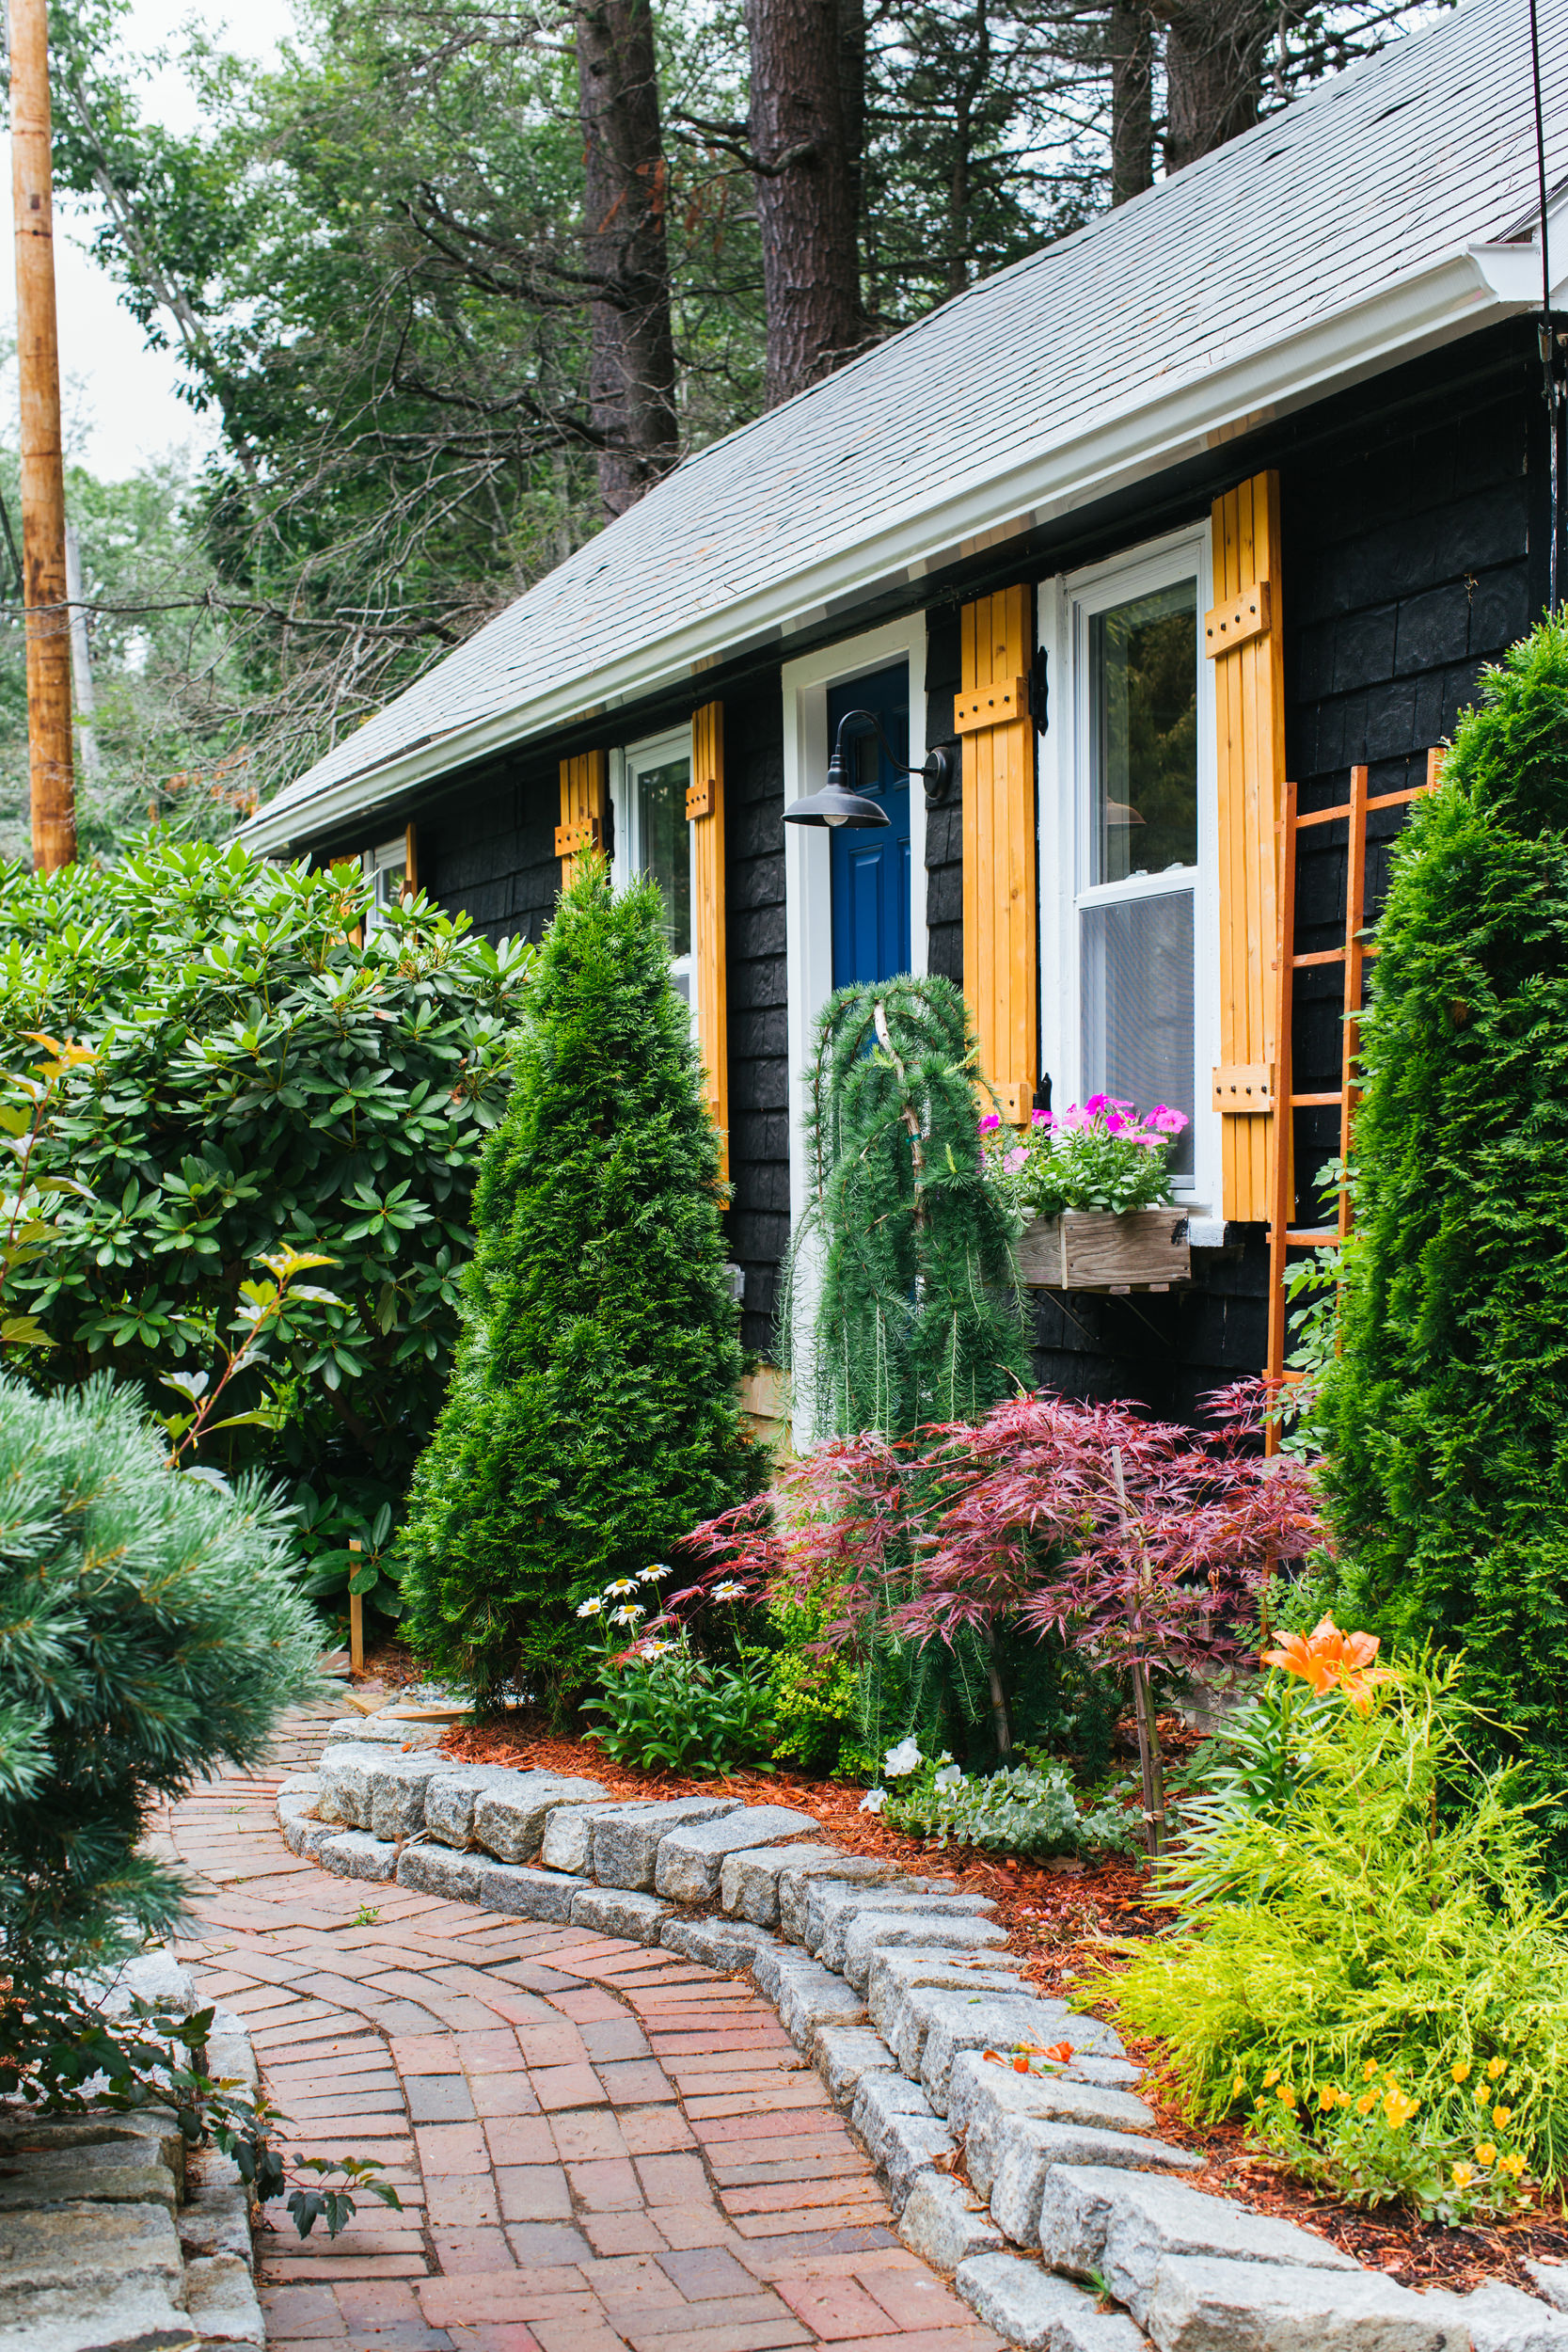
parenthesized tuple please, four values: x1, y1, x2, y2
(250, 0, 1565, 845)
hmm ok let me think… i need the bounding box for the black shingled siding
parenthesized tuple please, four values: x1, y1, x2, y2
(1280, 366, 1534, 1225)
(720, 675, 790, 1358)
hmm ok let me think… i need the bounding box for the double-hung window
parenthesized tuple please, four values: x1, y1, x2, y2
(1042, 530, 1216, 1201)
(612, 731, 695, 1018)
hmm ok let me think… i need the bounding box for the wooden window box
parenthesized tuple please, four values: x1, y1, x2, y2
(1016, 1208, 1192, 1294)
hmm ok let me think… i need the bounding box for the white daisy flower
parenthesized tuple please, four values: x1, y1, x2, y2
(576, 1597, 604, 1617)
(859, 1788, 888, 1813)
(881, 1736, 924, 1778)
(639, 1562, 673, 1583)
(604, 1577, 639, 1596)
(712, 1580, 746, 1601)
(610, 1603, 645, 1626)
(639, 1638, 675, 1661)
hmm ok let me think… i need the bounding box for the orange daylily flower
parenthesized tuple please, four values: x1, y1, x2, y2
(1259, 1614, 1399, 1714)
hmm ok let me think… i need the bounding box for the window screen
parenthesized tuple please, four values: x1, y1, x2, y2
(1079, 890, 1195, 1177)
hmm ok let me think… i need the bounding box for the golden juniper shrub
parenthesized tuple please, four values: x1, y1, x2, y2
(1086, 1654, 1568, 2199)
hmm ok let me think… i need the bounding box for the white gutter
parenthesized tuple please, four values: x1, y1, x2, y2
(244, 234, 1559, 855)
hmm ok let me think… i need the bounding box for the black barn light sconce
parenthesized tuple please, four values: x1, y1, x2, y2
(784, 707, 958, 829)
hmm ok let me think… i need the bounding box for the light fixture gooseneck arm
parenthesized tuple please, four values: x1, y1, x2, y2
(828, 707, 956, 803)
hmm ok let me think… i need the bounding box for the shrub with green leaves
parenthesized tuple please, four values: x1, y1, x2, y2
(400, 860, 757, 1706)
(1322, 617, 1568, 1824)
(868, 1742, 1134, 1856)
(1097, 1655, 1568, 2202)
(0, 834, 528, 1592)
(577, 1575, 776, 1777)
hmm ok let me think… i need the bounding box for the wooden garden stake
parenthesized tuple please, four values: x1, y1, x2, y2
(1112, 1445, 1166, 1864)
(348, 1538, 364, 1675)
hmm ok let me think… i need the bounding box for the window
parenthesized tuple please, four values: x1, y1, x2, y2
(1041, 532, 1215, 1200)
(362, 835, 407, 930)
(615, 732, 695, 1008)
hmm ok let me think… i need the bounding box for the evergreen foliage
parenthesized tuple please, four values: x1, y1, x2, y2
(0, 1373, 320, 1973)
(1322, 616, 1568, 1823)
(783, 975, 1030, 1442)
(0, 835, 529, 1618)
(1100, 1659, 1568, 2201)
(400, 860, 755, 1703)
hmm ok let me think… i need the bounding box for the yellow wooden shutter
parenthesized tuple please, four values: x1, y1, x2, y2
(689, 701, 729, 1184)
(556, 748, 607, 881)
(1208, 469, 1286, 1222)
(958, 583, 1037, 1123)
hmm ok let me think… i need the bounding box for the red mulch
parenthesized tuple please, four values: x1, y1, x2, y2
(348, 1664, 1568, 2296)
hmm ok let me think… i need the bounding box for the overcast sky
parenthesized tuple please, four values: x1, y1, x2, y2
(3, 0, 296, 481)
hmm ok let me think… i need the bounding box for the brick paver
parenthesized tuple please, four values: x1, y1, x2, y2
(166, 1708, 1004, 2352)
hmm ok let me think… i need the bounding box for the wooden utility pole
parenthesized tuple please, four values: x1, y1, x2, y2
(9, 0, 75, 871)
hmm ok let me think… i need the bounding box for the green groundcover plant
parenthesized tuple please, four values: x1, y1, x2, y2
(864, 1737, 1135, 1856)
(400, 860, 757, 1708)
(1095, 1641, 1568, 2213)
(1322, 615, 1568, 1835)
(0, 836, 529, 1616)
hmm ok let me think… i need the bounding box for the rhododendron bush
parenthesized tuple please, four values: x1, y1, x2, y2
(980, 1094, 1189, 1217)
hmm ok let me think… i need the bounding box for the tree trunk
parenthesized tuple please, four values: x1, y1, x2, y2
(576, 0, 679, 519)
(745, 0, 865, 407)
(1109, 0, 1155, 205)
(1161, 0, 1273, 176)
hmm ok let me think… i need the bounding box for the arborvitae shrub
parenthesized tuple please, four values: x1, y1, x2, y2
(0, 1374, 320, 1972)
(400, 861, 756, 1703)
(1323, 615, 1568, 1826)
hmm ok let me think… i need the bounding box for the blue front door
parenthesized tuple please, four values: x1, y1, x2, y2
(829, 664, 911, 988)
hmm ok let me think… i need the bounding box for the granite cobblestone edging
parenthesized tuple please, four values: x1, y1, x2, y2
(279, 1719, 1568, 2352)
(0, 1953, 264, 2352)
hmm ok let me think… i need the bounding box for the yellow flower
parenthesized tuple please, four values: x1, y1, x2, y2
(1318, 2086, 1338, 2113)
(1229, 2074, 1246, 2101)
(1487, 2058, 1507, 2081)
(1475, 2085, 1491, 2106)
(1276, 2083, 1297, 2108)
(1493, 2106, 1513, 2129)
(1476, 2142, 1497, 2168)
(1362, 2059, 1379, 2081)
(1262, 2068, 1280, 2089)
(1451, 2162, 1475, 2189)
(1501, 2152, 1526, 2178)
(1384, 2090, 1418, 2129)
(1356, 2092, 1378, 2115)
(1451, 2060, 1472, 2085)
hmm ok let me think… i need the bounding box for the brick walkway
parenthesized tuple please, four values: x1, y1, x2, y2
(166, 1707, 1004, 2352)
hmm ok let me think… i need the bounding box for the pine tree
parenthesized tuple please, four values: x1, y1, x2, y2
(1323, 615, 1568, 1830)
(0, 1374, 320, 1974)
(400, 860, 755, 1703)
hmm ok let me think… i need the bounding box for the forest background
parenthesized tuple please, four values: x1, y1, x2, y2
(0, 0, 1439, 853)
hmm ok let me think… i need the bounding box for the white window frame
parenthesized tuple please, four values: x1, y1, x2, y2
(362, 835, 407, 930)
(1037, 523, 1219, 1210)
(611, 726, 697, 1022)
(782, 614, 928, 1227)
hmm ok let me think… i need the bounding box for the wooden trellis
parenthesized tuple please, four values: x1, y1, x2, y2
(1263, 747, 1446, 1447)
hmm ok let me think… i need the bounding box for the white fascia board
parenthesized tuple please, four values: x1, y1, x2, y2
(244, 241, 1541, 855)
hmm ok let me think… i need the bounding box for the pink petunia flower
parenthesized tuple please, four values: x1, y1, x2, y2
(1083, 1094, 1108, 1118)
(1003, 1146, 1027, 1173)
(979, 1112, 1002, 1133)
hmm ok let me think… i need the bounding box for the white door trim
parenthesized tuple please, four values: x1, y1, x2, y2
(781, 614, 928, 1227)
